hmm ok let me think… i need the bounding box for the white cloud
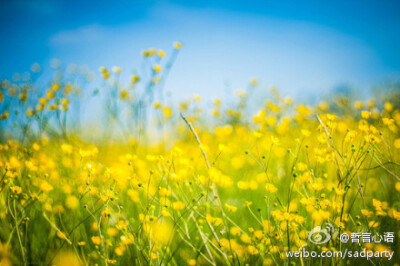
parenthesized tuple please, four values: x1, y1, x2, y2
(49, 24, 107, 45)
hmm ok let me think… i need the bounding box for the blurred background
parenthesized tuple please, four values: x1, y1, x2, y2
(1, 0, 400, 102)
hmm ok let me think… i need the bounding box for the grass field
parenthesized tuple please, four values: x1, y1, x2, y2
(1, 45, 400, 265)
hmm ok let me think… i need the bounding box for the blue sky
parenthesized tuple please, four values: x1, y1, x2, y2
(1, 0, 400, 101)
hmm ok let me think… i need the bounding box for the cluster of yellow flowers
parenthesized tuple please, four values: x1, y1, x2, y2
(0, 44, 399, 265)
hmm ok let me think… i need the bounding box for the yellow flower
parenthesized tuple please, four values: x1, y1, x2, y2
(40, 181, 53, 193)
(368, 221, 379, 228)
(112, 66, 122, 73)
(361, 209, 373, 218)
(172, 201, 185, 211)
(48, 104, 58, 111)
(121, 233, 134, 245)
(266, 101, 280, 112)
(46, 90, 55, 99)
(107, 227, 118, 237)
(382, 118, 394, 126)
(395, 182, 400, 192)
(120, 89, 129, 100)
(301, 129, 311, 137)
(394, 139, 400, 149)
(311, 209, 330, 223)
(102, 71, 110, 79)
(115, 246, 125, 256)
(250, 78, 258, 86)
(265, 183, 278, 193)
(65, 196, 79, 209)
(326, 113, 337, 121)
(153, 64, 162, 72)
(225, 203, 237, 212)
(51, 83, 60, 91)
(230, 227, 241, 236)
(361, 110, 371, 119)
(32, 142, 40, 151)
(318, 101, 328, 110)
(364, 134, 381, 144)
(384, 102, 393, 112)
(91, 236, 101, 245)
(0, 111, 9, 120)
(61, 98, 69, 105)
(36, 104, 44, 111)
(284, 97, 292, 105)
(252, 110, 266, 123)
(162, 107, 173, 118)
(241, 234, 251, 244)
(215, 125, 233, 138)
(131, 75, 140, 83)
(355, 101, 363, 109)
(297, 105, 312, 116)
(79, 146, 99, 158)
(247, 245, 259, 255)
(389, 209, 400, 220)
(296, 162, 308, 171)
(26, 109, 35, 117)
(64, 83, 72, 94)
(266, 115, 277, 126)
(61, 144, 73, 154)
(19, 93, 28, 101)
(243, 201, 253, 207)
(368, 99, 376, 108)
(153, 102, 161, 109)
(174, 42, 182, 49)
(60, 104, 68, 111)
(11, 186, 22, 194)
(157, 50, 165, 57)
(161, 208, 171, 217)
(57, 231, 67, 240)
(39, 97, 47, 105)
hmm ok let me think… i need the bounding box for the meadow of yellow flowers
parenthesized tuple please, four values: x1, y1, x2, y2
(0, 44, 400, 265)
